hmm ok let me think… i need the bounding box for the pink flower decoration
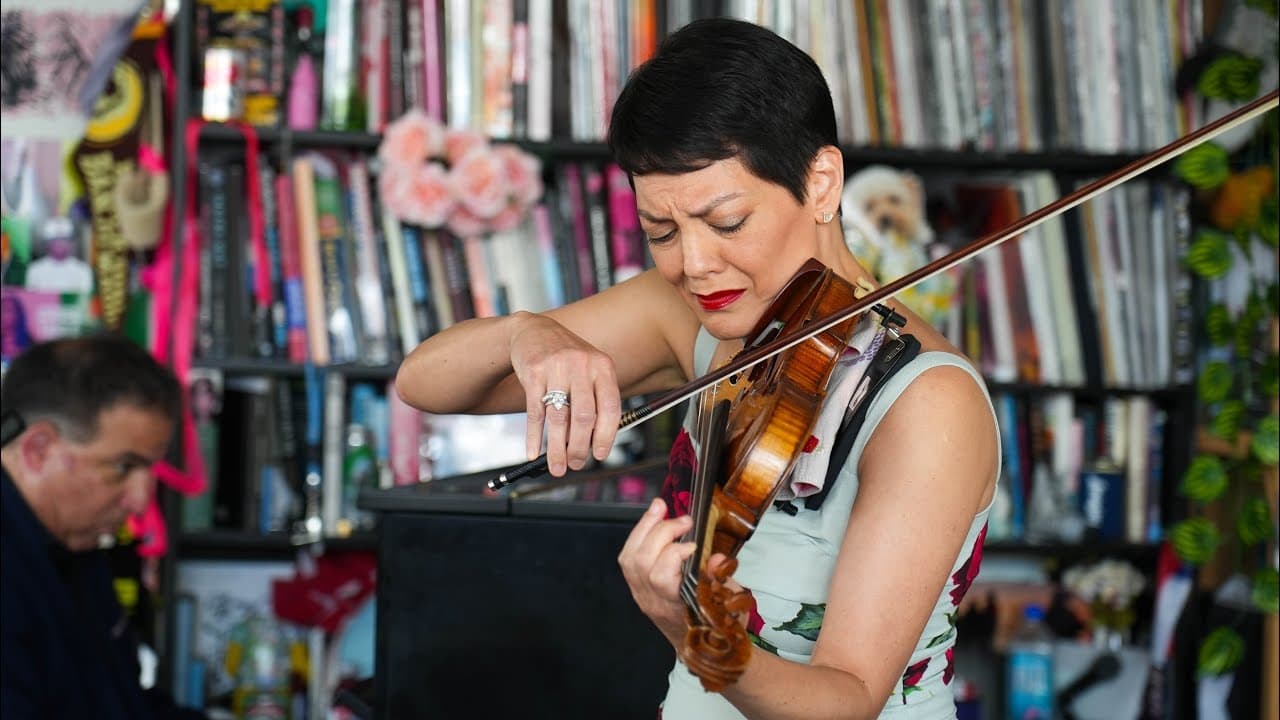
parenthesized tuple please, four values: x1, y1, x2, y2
(444, 128, 488, 165)
(375, 112, 544, 234)
(402, 163, 457, 228)
(494, 144, 544, 206)
(378, 109, 444, 166)
(450, 148, 509, 219)
(445, 203, 489, 239)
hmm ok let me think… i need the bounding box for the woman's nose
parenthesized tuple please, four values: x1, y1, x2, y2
(681, 229, 722, 278)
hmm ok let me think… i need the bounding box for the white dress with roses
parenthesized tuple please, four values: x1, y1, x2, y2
(658, 322, 999, 720)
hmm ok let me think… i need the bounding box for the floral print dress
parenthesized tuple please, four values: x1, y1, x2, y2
(658, 327, 999, 720)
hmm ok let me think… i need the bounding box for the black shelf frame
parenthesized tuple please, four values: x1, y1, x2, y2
(983, 540, 1162, 561)
(174, 530, 377, 560)
(192, 356, 1197, 404)
(192, 357, 398, 381)
(196, 122, 1157, 174)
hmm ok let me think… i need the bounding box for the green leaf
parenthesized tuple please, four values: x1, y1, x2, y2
(1198, 361, 1234, 404)
(926, 627, 955, 648)
(1199, 626, 1246, 676)
(749, 632, 780, 655)
(1251, 414, 1279, 465)
(1204, 303, 1235, 346)
(1234, 292, 1268, 356)
(1197, 55, 1263, 102)
(1170, 518, 1222, 565)
(1261, 355, 1280, 398)
(1211, 400, 1246, 442)
(1259, 195, 1278, 248)
(1181, 455, 1230, 502)
(1174, 143, 1231, 190)
(1186, 229, 1234, 278)
(1237, 496, 1274, 546)
(1252, 568, 1280, 614)
(773, 602, 825, 641)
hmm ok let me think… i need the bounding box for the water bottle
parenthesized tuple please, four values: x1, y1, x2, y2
(1007, 604, 1055, 720)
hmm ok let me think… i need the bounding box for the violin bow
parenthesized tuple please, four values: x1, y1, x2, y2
(491, 89, 1279, 491)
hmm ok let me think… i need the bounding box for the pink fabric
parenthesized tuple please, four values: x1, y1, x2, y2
(153, 458, 203, 496)
(130, 33, 204, 558)
(137, 143, 166, 174)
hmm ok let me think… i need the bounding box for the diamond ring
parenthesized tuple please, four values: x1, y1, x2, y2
(541, 389, 570, 411)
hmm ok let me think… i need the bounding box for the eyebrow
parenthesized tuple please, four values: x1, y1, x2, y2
(637, 192, 744, 223)
(115, 451, 158, 468)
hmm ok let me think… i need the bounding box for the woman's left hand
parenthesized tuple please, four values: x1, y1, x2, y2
(618, 498, 695, 648)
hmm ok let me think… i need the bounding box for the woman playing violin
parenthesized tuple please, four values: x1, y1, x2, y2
(396, 17, 1000, 720)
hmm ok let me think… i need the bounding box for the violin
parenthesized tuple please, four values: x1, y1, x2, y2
(489, 89, 1278, 690)
(677, 259, 864, 690)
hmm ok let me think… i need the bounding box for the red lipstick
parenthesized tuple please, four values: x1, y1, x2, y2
(695, 290, 745, 311)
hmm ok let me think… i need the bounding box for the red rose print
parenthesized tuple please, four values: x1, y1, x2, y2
(902, 658, 930, 701)
(949, 523, 988, 605)
(943, 646, 955, 685)
(671, 490, 691, 518)
(745, 592, 765, 636)
(660, 429, 697, 519)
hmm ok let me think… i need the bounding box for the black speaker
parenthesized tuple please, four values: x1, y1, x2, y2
(375, 512, 673, 719)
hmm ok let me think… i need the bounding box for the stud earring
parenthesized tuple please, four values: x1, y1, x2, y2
(820, 211, 834, 224)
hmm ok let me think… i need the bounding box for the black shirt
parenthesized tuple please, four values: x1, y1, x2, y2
(1, 464, 203, 719)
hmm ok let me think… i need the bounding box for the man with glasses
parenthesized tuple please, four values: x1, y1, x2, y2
(1, 334, 204, 719)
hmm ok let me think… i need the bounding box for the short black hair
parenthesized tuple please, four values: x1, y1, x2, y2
(607, 17, 839, 205)
(1, 333, 181, 442)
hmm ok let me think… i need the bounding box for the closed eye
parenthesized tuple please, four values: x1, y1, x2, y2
(646, 229, 676, 244)
(712, 218, 746, 235)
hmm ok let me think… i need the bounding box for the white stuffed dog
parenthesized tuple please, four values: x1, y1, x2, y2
(841, 165, 954, 328)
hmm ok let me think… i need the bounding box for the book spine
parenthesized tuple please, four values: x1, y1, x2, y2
(274, 172, 309, 363)
(290, 157, 331, 365)
(348, 161, 390, 364)
(310, 159, 361, 363)
(259, 163, 287, 358)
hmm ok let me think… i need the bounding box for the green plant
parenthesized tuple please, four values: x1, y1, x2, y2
(1171, 82, 1279, 677)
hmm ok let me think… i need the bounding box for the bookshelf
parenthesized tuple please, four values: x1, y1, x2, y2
(158, 1, 1207, 717)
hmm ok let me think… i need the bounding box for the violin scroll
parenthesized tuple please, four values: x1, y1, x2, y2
(682, 557, 755, 692)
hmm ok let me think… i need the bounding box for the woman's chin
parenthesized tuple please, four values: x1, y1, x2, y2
(697, 312, 757, 343)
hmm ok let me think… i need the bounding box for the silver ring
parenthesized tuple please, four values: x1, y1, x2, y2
(541, 390, 570, 411)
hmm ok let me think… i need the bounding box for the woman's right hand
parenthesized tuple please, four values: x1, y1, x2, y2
(508, 311, 623, 476)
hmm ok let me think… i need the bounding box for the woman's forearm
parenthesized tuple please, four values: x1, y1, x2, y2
(393, 311, 534, 414)
(719, 649, 880, 720)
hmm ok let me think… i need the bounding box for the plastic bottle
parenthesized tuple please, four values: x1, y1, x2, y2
(1007, 604, 1055, 720)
